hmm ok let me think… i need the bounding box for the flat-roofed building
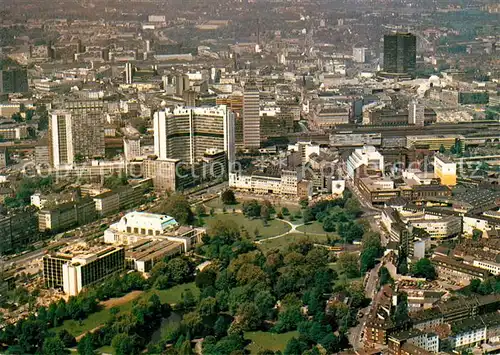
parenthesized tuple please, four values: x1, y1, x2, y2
(44, 247, 125, 295)
(0, 211, 39, 255)
(358, 176, 400, 205)
(431, 255, 490, 282)
(434, 154, 457, 186)
(143, 158, 179, 192)
(125, 239, 184, 272)
(409, 215, 462, 240)
(63, 247, 124, 295)
(38, 198, 97, 232)
(93, 190, 120, 216)
(472, 260, 500, 275)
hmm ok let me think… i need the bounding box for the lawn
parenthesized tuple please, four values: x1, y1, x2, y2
(245, 331, 299, 354)
(54, 297, 136, 338)
(148, 282, 199, 305)
(203, 214, 291, 239)
(56, 283, 199, 338)
(296, 221, 329, 235)
(258, 233, 331, 252)
(204, 198, 241, 210)
(96, 345, 115, 354)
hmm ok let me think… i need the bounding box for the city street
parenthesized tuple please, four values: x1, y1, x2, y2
(349, 263, 381, 350)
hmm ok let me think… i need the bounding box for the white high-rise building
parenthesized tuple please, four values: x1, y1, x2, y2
(243, 82, 260, 149)
(125, 62, 133, 84)
(154, 105, 234, 165)
(49, 110, 74, 167)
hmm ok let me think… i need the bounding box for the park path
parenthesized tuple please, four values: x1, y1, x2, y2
(255, 219, 304, 244)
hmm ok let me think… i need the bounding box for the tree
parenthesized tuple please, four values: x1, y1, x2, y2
(411, 258, 437, 280)
(242, 200, 261, 218)
(322, 216, 337, 233)
(281, 207, 290, 216)
(397, 249, 409, 275)
(42, 337, 69, 355)
(254, 290, 276, 320)
(112, 333, 138, 355)
(77, 333, 96, 355)
(472, 229, 482, 241)
(260, 204, 270, 222)
(344, 198, 362, 218)
(378, 267, 393, 287)
(236, 302, 262, 330)
(195, 204, 206, 218)
(207, 218, 239, 241)
(221, 190, 237, 205)
(337, 252, 360, 278)
(159, 193, 194, 225)
(178, 340, 194, 355)
(166, 258, 193, 285)
(195, 268, 217, 289)
(57, 329, 76, 348)
(362, 232, 382, 252)
(392, 293, 410, 327)
(181, 311, 203, 336)
(302, 208, 315, 223)
(181, 289, 197, 310)
(214, 315, 232, 338)
(198, 297, 218, 317)
(284, 338, 308, 355)
(360, 247, 379, 273)
(439, 144, 446, 154)
(18, 319, 49, 354)
(299, 198, 309, 209)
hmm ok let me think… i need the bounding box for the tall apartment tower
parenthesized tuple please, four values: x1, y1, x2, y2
(154, 105, 233, 165)
(49, 111, 74, 167)
(383, 33, 417, 75)
(125, 62, 134, 84)
(242, 82, 260, 149)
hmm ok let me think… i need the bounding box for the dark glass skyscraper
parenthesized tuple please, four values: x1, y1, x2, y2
(383, 33, 417, 75)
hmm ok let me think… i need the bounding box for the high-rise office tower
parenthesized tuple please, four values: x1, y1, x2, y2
(125, 62, 134, 84)
(154, 105, 234, 165)
(49, 110, 74, 167)
(383, 33, 417, 75)
(243, 82, 260, 149)
(0, 68, 29, 94)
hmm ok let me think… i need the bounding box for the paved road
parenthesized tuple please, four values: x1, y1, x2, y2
(349, 263, 381, 350)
